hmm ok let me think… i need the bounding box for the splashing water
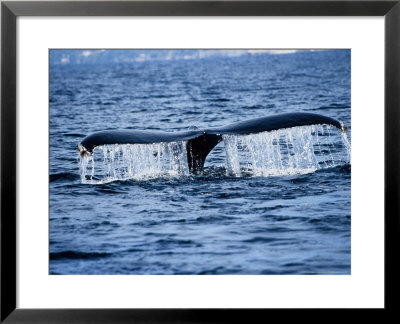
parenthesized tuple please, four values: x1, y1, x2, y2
(79, 141, 189, 184)
(341, 131, 352, 163)
(223, 124, 351, 177)
(79, 124, 351, 184)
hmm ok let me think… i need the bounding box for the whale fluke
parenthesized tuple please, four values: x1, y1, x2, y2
(79, 112, 346, 174)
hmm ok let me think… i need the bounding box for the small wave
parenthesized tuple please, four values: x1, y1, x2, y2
(311, 103, 350, 111)
(212, 98, 230, 102)
(284, 72, 320, 79)
(155, 238, 199, 246)
(151, 94, 176, 99)
(53, 89, 75, 96)
(243, 236, 289, 244)
(50, 250, 111, 260)
(50, 172, 80, 182)
(95, 188, 125, 194)
(64, 133, 86, 137)
(316, 163, 351, 174)
(195, 215, 236, 224)
(197, 266, 227, 275)
(183, 111, 202, 115)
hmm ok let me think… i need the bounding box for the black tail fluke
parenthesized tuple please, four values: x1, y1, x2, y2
(79, 112, 346, 174)
(208, 112, 345, 136)
(186, 133, 222, 174)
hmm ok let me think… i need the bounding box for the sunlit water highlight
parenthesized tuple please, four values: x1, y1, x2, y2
(80, 125, 350, 184)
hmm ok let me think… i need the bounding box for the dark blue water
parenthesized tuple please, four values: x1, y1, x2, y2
(49, 50, 351, 275)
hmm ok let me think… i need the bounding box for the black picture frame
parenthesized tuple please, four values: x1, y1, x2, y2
(1, 0, 399, 322)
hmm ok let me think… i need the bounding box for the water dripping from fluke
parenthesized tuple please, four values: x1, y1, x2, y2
(222, 124, 350, 178)
(78, 112, 351, 184)
(79, 142, 190, 185)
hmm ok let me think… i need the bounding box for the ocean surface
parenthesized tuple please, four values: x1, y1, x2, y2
(49, 49, 351, 275)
